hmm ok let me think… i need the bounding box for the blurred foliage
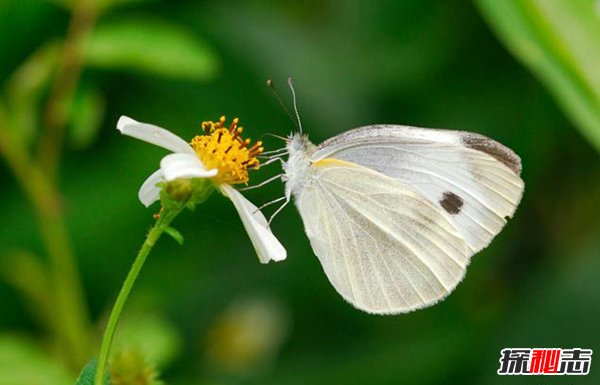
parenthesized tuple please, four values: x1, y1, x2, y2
(85, 19, 218, 80)
(69, 85, 105, 149)
(113, 312, 183, 369)
(1, 250, 54, 329)
(1, 1, 599, 385)
(47, 0, 155, 13)
(3, 41, 60, 146)
(204, 297, 289, 375)
(477, 0, 600, 153)
(0, 334, 72, 385)
(110, 350, 161, 385)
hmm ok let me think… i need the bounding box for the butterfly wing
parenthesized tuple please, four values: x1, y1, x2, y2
(297, 158, 470, 314)
(312, 125, 524, 254)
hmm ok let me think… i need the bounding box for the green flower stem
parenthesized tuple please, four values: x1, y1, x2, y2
(94, 206, 183, 385)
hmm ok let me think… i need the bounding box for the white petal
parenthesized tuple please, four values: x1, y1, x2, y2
(220, 185, 287, 264)
(117, 115, 196, 155)
(138, 169, 163, 207)
(160, 153, 217, 181)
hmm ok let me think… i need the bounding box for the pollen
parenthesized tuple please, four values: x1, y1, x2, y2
(190, 116, 263, 185)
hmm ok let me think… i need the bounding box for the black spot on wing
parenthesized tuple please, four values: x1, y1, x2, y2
(461, 135, 521, 175)
(439, 191, 463, 215)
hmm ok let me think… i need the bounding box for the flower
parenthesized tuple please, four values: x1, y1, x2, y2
(117, 115, 286, 264)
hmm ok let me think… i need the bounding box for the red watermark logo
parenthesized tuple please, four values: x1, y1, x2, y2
(497, 348, 592, 375)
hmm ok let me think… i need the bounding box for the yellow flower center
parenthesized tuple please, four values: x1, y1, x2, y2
(190, 116, 263, 185)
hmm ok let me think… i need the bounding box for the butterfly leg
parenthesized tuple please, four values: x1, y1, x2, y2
(260, 148, 289, 156)
(267, 195, 290, 226)
(259, 156, 286, 167)
(238, 174, 283, 191)
(252, 196, 287, 214)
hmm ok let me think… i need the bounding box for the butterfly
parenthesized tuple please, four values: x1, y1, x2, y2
(267, 80, 524, 314)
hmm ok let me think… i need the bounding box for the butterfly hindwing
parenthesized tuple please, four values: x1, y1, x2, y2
(297, 159, 470, 314)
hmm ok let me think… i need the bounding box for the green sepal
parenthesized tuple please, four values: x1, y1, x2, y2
(189, 178, 215, 204)
(163, 226, 184, 245)
(185, 202, 197, 211)
(159, 178, 214, 212)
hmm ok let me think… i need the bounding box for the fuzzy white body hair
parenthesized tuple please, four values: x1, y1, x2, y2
(283, 133, 317, 202)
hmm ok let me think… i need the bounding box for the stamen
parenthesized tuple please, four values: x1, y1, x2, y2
(190, 116, 263, 185)
(231, 126, 243, 141)
(248, 141, 263, 153)
(229, 117, 239, 133)
(249, 145, 264, 157)
(239, 138, 251, 148)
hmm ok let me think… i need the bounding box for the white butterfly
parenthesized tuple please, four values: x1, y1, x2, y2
(283, 125, 524, 314)
(277, 123, 524, 315)
(259, 79, 524, 314)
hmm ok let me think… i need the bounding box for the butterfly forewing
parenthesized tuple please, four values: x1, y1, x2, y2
(312, 125, 524, 254)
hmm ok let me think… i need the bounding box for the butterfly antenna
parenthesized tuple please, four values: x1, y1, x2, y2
(267, 79, 299, 131)
(259, 132, 288, 142)
(287, 77, 303, 134)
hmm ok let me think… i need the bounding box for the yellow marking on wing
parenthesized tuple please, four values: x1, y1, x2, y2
(312, 158, 360, 168)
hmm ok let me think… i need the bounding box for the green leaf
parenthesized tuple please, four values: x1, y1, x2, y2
(0, 334, 72, 385)
(43, 0, 154, 13)
(69, 85, 106, 150)
(40, 0, 74, 10)
(476, 0, 600, 153)
(86, 19, 218, 80)
(96, 0, 156, 12)
(163, 226, 184, 245)
(0, 250, 56, 329)
(1, 250, 54, 331)
(74, 359, 109, 385)
(4, 41, 60, 146)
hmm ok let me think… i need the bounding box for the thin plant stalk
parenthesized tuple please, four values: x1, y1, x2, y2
(0, 113, 91, 366)
(0, 0, 98, 368)
(94, 206, 183, 385)
(39, 0, 97, 179)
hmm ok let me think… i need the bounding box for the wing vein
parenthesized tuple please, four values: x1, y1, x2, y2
(324, 177, 466, 271)
(321, 186, 406, 308)
(317, 188, 359, 303)
(323, 180, 456, 293)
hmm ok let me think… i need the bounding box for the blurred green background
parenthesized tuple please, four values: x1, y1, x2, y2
(1, 1, 599, 384)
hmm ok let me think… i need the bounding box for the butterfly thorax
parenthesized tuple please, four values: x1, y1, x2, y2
(284, 133, 317, 201)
